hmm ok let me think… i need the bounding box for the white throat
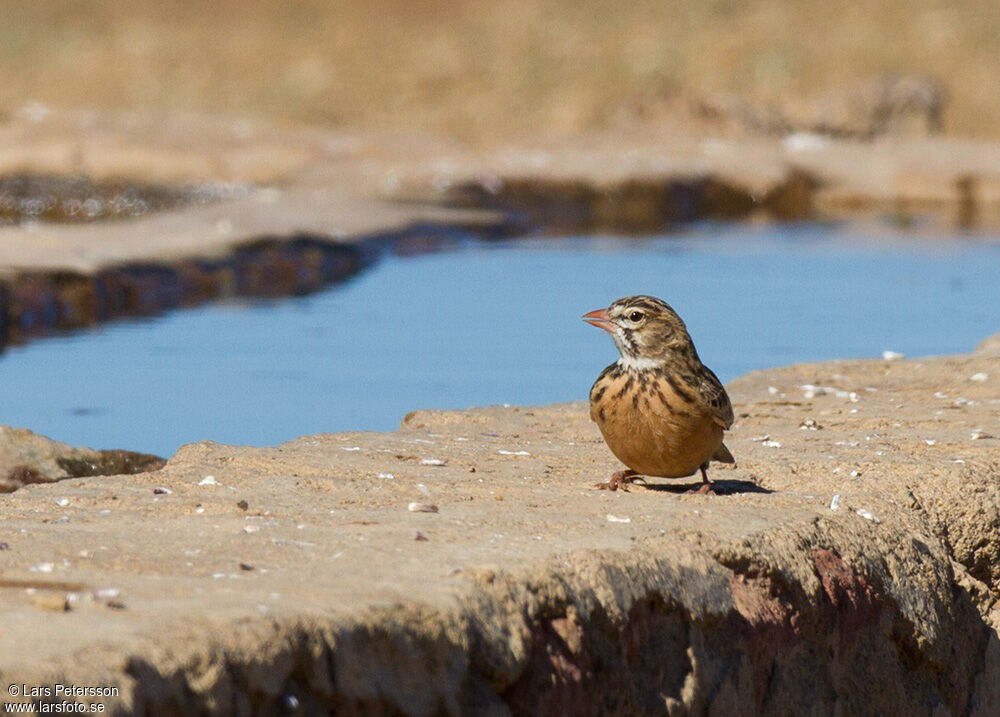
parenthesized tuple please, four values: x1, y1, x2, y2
(616, 355, 662, 372)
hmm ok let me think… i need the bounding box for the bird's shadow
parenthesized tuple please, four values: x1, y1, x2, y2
(637, 478, 772, 495)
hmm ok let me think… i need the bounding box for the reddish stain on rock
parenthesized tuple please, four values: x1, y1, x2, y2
(811, 548, 881, 635)
(729, 572, 800, 637)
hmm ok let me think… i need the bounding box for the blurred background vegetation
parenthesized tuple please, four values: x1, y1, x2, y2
(1, 0, 997, 142)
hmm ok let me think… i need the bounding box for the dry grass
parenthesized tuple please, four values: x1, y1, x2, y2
(2, 0, 999, 142)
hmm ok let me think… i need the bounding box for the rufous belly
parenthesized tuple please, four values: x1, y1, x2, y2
(592, 381, 723, 478)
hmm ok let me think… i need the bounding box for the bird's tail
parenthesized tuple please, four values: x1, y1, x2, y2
(712, 442, 735, 464)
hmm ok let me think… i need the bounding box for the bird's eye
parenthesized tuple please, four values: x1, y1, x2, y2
(628, 311, 644, 322)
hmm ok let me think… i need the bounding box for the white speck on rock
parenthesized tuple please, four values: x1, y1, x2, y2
(199, 476, 219, 486)
(55, 498, 69, 507)
(420, 458, 446, 466)
(243, 525, 260, 534)
(498, 450, 530, 456)
(377, 472, 395, 479)
(91, 587, 120, 601)
(31, 562, 55, 573)
(408, 502, 438, 513)
(767, 386, 779, 395)
(606, 515, 631, 523)
(924, 439, 937, 446)
(782, 132, 829, 152)
(340, 446, 361, 452)
(882, 350, 904, 361)
(855, 508, 880, 523)
(970, 372, 989, 382)
(830, 494, 840, 511)
(153, 486, 172, 495)
(761, 440, 782, 448)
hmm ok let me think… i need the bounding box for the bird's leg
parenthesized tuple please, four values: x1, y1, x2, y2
(595, 469, 640, 492)
(687, 465, 717, 495)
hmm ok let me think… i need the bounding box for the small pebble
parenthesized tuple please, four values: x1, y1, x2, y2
(31, 562, 55, 573)
(971, 432, 995, 440)
(606, 514, 631, 523)
(0, 542, 9, 550)
(54, 497, 69, 507)
(767, 386, 779, 395)
(199, 475, 219, 486)
(282, 696, 301, 711)
(407, 502, 438, 513)
(153, 486, 172, 495)
(340, 446, 361, 452)
(829, 494, 840, 511)
(377, 473, 395, 479)
(33, 594, 70, 612)
(970, 372, 989, 382)
(239, 562, 255, 571)
(243, 525, 260, 534)
(420, 458, 446, 466)
(924, 439, 937, 446)
(414, 531, 429, 541)
(106, 600, 127, 610)
(882, 350, 904, 361)
(498, 450, 530, 456)
(236, 499, 249, 511)
(799, 419, 821, 430)
(195, 506, 205, 514)
(761, 440, 782, 448)
(850, 470, 861, 477)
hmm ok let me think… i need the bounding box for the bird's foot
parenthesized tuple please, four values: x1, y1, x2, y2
(685, 482, 719, 496)
(595, 469, 641, 492)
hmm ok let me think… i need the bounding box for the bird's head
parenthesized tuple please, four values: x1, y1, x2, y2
(583, 295, 696, 368)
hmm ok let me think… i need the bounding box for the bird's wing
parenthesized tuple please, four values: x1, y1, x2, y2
(699, 367, 734, 429)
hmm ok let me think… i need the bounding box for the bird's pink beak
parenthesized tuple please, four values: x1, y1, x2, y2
(583, 308, 615, 335)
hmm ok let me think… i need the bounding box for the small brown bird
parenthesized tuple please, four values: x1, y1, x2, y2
(584, 295, 734, 492)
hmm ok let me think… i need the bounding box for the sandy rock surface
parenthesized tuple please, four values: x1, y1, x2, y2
(0, 347, 997, 714)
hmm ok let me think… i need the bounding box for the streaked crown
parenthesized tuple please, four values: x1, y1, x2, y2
(589, 295, 697, 364)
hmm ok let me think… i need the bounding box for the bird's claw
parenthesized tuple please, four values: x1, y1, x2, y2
(594, 480, 629, 492)
(594, 470, 639, 492)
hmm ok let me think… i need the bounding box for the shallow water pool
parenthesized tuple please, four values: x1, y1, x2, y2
(2, 224, 998, 456)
